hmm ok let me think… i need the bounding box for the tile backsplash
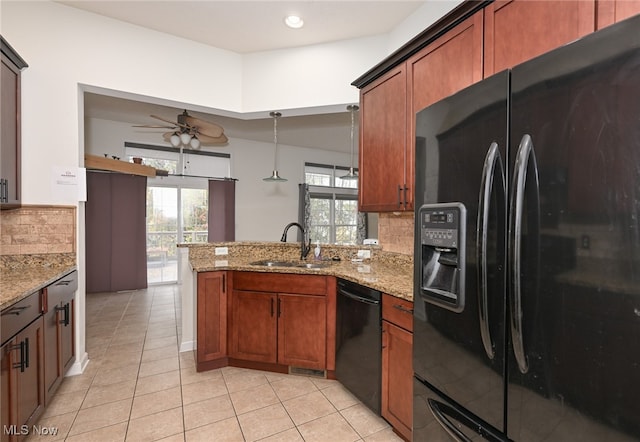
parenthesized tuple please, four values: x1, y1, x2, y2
(1, 206, 76, 255)
(377, 212, 414, 255)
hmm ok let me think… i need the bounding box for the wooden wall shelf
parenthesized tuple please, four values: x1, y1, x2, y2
(84, 154, 156, 177)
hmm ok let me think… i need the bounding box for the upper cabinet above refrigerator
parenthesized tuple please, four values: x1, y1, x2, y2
(483, 0, 596, 77)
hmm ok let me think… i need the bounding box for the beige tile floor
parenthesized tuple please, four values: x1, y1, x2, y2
(28, 285, 403, 441)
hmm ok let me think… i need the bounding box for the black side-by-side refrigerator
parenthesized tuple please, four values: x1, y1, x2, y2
(413, 14, 640, 441)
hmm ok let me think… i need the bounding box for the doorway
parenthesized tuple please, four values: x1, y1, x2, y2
(146, 185, 208, 284)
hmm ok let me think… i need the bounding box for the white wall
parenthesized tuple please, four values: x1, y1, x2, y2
(242, 35, 386, 112)
(387, 0, 465, 53)
(231, 139, 353, 241)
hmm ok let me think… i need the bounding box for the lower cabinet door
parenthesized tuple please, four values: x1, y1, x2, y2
(277, 294, 326, 370)
(43, 306, 61, 404)
(5, 317, 46, 436)
(197, 272, 227, 365)
(229, 290, 277, 363)
(382, 320, 413, 440)
(1, 340, 16, 442)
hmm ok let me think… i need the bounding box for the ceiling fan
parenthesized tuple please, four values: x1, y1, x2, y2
(134, 109, 228, 148)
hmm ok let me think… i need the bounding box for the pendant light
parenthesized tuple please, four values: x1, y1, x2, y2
(263, 111, 287, 182)
(341, 104, 359, 180)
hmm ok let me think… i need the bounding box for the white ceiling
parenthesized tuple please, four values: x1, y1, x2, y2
(66, 1, 430, 152)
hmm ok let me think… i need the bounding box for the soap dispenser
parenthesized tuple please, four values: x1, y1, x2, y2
(314, 241, 322, 260)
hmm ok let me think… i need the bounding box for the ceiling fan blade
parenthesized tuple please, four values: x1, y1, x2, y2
(184, 115, 224, 138)
(150, 114, 180, 125)
(133, 124, 177, 129)
(198, 133, 228, 145)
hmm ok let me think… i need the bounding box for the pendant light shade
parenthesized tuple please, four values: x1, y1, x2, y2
(341, 104, 359, 180)
(263, 111, 288, 182)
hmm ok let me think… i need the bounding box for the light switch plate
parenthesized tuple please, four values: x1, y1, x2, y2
(357, 249, 371, 259)
(215, 247, 228, 256)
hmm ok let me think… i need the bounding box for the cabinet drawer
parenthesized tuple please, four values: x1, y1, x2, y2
(382, 294, 413, 332)
(1, 291, 42, 346)
(45, 270, 78, 309)
(233, 272, 327, 295)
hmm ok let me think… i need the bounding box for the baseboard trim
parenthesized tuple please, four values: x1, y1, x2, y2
(180, 340, 195, 353)
(65, 351, 89, 376)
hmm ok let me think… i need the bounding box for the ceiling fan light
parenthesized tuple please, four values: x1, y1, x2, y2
(180, 133, 192, 145)
(190, 136, 201, 149)
(170, 133, 181, 147)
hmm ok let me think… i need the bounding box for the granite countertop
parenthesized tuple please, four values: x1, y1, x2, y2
(0, 254, 77, 310)
(184, 242, 414, 301)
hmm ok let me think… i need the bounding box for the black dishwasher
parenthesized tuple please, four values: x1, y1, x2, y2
(335, 278, 382, 414)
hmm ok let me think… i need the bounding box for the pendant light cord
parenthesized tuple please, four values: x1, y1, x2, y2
(273, 112, 279, 170)
(350, 106, 355, 167)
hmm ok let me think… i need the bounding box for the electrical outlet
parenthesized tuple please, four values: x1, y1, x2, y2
(357, 249, 371, 259)
(215, 247, 228, 256)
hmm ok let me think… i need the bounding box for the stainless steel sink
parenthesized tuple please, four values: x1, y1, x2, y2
(249, 260, 297, 267)
(296, 262, 328, 269)
(249, 260, 328, 269)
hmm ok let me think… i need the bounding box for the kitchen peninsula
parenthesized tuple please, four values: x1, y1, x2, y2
(179, 241, 414, 440)
(185, 242, 413, 300)
(178, 241, 413, 359)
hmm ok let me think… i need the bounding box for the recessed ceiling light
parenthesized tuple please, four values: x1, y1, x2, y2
(284, 15, 304, 29)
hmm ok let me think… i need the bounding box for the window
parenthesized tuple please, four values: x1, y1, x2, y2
(304, 163, 359, 245)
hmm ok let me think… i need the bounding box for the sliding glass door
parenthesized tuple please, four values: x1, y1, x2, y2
(146, 186, 208, 284)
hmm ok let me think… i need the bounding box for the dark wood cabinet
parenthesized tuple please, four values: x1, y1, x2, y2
(359, 11, 483, 213)
(1, 340, 13, 442)
(277, 294, 327, 369)
(1, 299, 45, 442)
(43, 271, 77, 404)
(596, 0, 640, 28)
(0, 37, 27, 209)
(229, 290, 277, 364)
(228, 272, 328, 370)
(359, 65, 409, 212)
(483, 0, 596, 77)
(408, 10, 484, 115)
(196, 271, 227, 371)
(381, 294, 413, 441)
(14, 318, 44, 434)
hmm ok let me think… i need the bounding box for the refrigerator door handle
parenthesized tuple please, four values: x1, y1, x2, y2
(509, 134, 538, 374)
(427, 398, 473, 442)
(477, 141, 505, 360)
